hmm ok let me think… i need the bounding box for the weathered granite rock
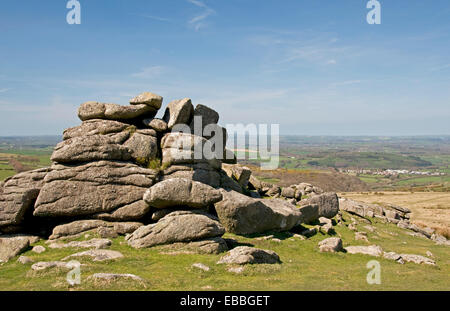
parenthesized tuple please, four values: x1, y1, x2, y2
(129, 92, 162, 110)
(48, 238, 112, 250)
(142, 118, 168, 132)
(49, 219, 142, 240)
(383, 251, 405, 264)
(217, 246, 281, 265)
(214, 190, 302, 235)
(339, 198, 384, 218)
(34, 161, 157, 218)
(17, 255, 33, 264)
(161, 164, 221, 188)
(32, 245, 46, 254)
(400, 254, 436, 266)
(163, 98, 194, 129)
(63, 249, 124, 262)
(345, 245, 383, 257)
(318, 237, 343, 252)
(161, 132, 221, 169)
(123, 131, 158, 163)
(78, 101, 157, 121)
(0, 168, 49, 227)
(189, 104, 219, 131)
(51, 133, 132, 163)
(89, 273, 144, 282)
(31, 261, 74, 271)
(62, 119, 131, 140)
(0, 235, 32, 262)
(300, 192, 339, 219)
(126, 210, 225, 249)
(158, 237, 228, 254)
(221, 164, 252, 188)
(281, 187, 296, 199)
(143, 178, 223, 209)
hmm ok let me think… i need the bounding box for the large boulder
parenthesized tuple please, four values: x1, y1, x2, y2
(300, 192, 339, 219)
(78, 101, 157, 121)
(0, 234, 39, 262)
(0, 168, 49, 228)
(217, 246, 281, 265)
(143, 178, 222, 209)
(162, 98, 194, 129)
(51, 133, 132, 163)
(214, 190, 302, 235)
(142, 118, 168, 132)
(63, 119, 131, 140)
(34, 161, 158, 219)
(126, 210, 225, 249)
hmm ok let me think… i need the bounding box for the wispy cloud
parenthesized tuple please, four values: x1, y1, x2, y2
(0, 88, 10, 93)
(136, 14, 172, 23)
(187, 0, 215, 31)
(130, 66, 167, 78)
(330, 80, 362, 87)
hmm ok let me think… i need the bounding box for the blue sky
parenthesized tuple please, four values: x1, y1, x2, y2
(0, 0, 449, 136)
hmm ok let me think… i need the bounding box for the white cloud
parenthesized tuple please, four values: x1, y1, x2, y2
(187, 0, 215, 31)
(130, 66, 167, 78)
(0, 88, 10, 93)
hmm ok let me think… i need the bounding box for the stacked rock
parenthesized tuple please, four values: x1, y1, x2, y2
(0, 91, 341, 258)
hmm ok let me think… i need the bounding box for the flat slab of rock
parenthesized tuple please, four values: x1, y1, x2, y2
(51, 133, 132, 163)
(143, 178, 223, 209)
(400, 254, 436, 266)
(161, 163, 221, 188)
(158, 237, 228, 255)
(49, 220, 142, 240)
(63, 119, 131, 140)
(127, 210, 225, 249)
(345, 245, 383, 257)
(34, 161, 157, 219)
(192, 263, 210, 272)
(0, 168, 49, 227)
(31, 261, 74, 271)
(48, 238, 112, 250)
(78, 101, 157, 121)
(63, 249, 124, 262)
(214, 190, 302, 235)
(217, 246, 281, 265)
(318, 237, 343, 253)
(89, 273, 144, 282)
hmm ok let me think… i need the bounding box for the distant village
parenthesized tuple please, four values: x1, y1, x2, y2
(338, 168, 446, 177)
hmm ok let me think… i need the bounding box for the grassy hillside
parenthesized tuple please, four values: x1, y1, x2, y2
(0, 211, 448, 291)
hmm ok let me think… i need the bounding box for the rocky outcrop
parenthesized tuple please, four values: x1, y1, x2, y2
(214, 190, 302, 235)
(163, 98, 194, 129)
(0, 234, 39, 262)
(318, 237, 344, 253)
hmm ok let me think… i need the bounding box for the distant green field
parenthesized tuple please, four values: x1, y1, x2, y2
(0, 149, 53, 181)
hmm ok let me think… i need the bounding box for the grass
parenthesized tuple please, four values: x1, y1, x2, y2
(0, 211, 449, 291)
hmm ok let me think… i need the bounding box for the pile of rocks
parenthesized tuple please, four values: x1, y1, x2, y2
(339, 198, 449, 245)
(0, 91, 341, 261)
